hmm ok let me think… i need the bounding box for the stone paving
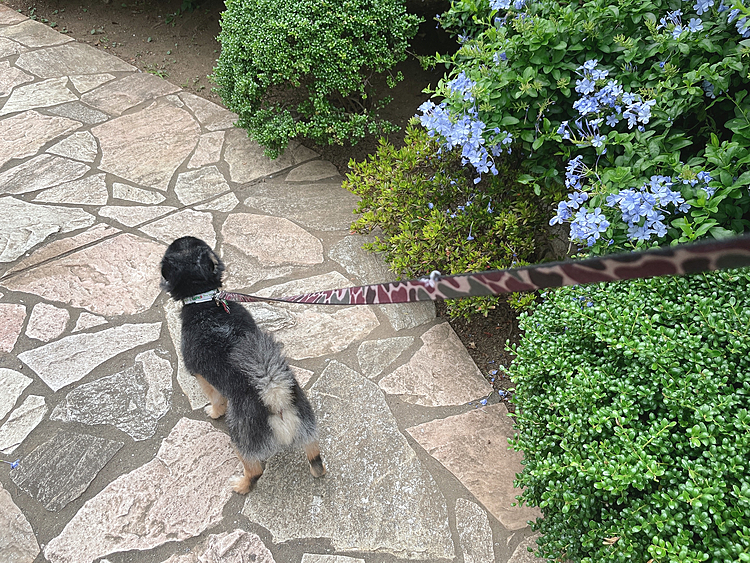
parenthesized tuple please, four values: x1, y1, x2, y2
(0, 6, 543, 562)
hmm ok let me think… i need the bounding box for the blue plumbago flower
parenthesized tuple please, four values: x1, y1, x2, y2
(428, 202, 434, 209)
(737, 16, 750, 37)
(569, 207, 610, 246)
(695, 0, 714, 14)
(575, 77, 596, 95)
(718, 0, 729, 12)
(728, 8, 741, 23)
(447, 71, 477, 102)
(591, 133, 605, 148)
(513, 0, 527, 9)
(688, 17, 704, 31)
(493, 51, 508, 65)
(490, 0, 512, 9)
(702, 80, 716, 98)
(606, 114, 619, 127)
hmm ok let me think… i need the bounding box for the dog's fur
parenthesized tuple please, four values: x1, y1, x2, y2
(160, 236, 325, 493)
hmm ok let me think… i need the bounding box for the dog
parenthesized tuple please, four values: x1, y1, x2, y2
(160, 236, 326, 493)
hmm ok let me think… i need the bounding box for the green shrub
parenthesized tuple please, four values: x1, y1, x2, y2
(344, 123, 560, 318)
(213, 0, 421, 158)
(508, 268, 750, 562)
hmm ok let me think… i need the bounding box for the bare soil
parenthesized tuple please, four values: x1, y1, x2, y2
(3, 0, 521, 403)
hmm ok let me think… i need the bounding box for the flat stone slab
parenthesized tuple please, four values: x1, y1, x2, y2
(164, 298, 206, 410)
(0, 154, 88, 196)
(0, 303, 26, 353)
(456, 499, 495, 563)
(302, 557, 364, 563)
(0, 60, 33, 97)
(99, 205, 176, 227)
(47, 130, 99, 162)
(179, 91, 236, 131)
(112, 183, 166, 205)
(379, 322, 491, 406)
(0, 18, 71, 47)
(18, 322, 163, 392)
(44, 418, 240, 563)
(93, 100, 199, 191)
(0, 395, 47, 454)
(285, 160, 340, 182)
(0, 111, 81, 170)
(174, 166, 230, 206)
(11, 429, 124, 511)
(188, 131, 225, 168)
(1, 233, 165, 316)
(139, 208, 217, 248)
(69, 73, 115, 93)
(81, 73, 180, 115)
(33, 174, 108, 205)
(406, 404, 542, 531)
(0, 368, 32, 420)
(0, 4, 28, 24)
(51, 350, 172, 440)
(0, 482, 40, 563)
(0, 76, 77, 115)
(508, 535, 543, 563)
(357, 336, 414, 379)
(47, 101, 109, 124)
(72, 312, 107, 332)
(25, 302, 69, 342)
(242, 361, 454, 560)
(15, 42, 135, 78)
(160, 530, 276, 563)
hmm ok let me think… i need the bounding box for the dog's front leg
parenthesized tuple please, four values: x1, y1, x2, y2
(230, 454, 264, 494)
(194, 374, 227, 419)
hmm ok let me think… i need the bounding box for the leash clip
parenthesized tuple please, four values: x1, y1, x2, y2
(213, 292, 231, 314)
(420, 270, 442, 288)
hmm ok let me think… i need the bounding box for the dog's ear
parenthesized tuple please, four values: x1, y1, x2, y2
(198, 248, 224, 279)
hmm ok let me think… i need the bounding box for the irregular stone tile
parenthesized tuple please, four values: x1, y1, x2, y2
(379, 323, 490, 406)
(285, 160, 340, 182)
(10, 429, 123, 511)
(15, 42, 135, 78)
(25, 302, 69, 342)
(290, 365, 314, 388)
(18, 322, 162, 392)
(44, 418, 240, 563)
(0, 482, 40, 563)
(0, 223, 119, 279)
(0, 18, 72, 47)
(47, 101, 109, 124)
(0, 77, 77, 115)
(0, 368, 32, 420)
(93, 100, 199, 191)
(99, 205, 176, 227)
(255, 271, 353, 299)
(179, 91, 236, 131)
(0, 112, 81, 170)
(253, 303, 379, 360)
(46, 130, 98, 162)
(302, 556, 365, 563)
(164, 299, 206, 410)
(69, 73, 115, 93)
(0, 154, 88, 196)
(507, 535, 543, 563)
(164, 93, 184, 107)
(33, 174, 108, 205)
(328, 235, 389, 284)
(0, 5, 27, 24)
(195, 192, 239, 212)
(242, 361, 454, 559)
(224, 127, 318, 184)
(0, 60, 33, 96)
(174, 166, 230, 206)
(160, 530, 276, 563)
(139, 209, 216, 248)
(456, 499, 495, 563)
(0, 395, 46, 454)
(72, 312, 107, 332)
(0, 197, 95, 263)
(81, 73, 180, 116)
(112, 182, 166, 204)
(188, 130, 225, 168)
(222, 213, 323, 268)
(357, 336, 414, 379)
(2, 233, 163, 317)
(379, 300, 436, 332)
(219, 244, 278, 289)
(243, 181, 360, 232)
(406, 404, 542, 531)
(51, 350, 172, 440)
(0, 303, 25, 353)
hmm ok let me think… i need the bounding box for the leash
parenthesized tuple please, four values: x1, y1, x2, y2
(199, 235, 750, 308)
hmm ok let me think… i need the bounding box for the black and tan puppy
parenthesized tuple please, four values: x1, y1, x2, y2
(160, 236, 325, 493)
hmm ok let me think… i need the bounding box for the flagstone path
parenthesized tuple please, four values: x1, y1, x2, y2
(0, 5, 544, 562)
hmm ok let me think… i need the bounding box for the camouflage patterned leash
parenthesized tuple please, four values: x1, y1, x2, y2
(215, 235, 750, 307)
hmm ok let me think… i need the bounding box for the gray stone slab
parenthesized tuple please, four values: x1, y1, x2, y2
(0, 60, 33, 97)
(188, 131, 224, 168)
(302, 557, 364, 563)
(0, 5, 27, 24)
(243, 181, 360, 231)
(357, 336, 414, 379)
(51, 350, 172, 440)
(72, 312, 107, 332)
(33, 174, 108, 205)
(0, 482, 40, 563)
(47, 130, 98, 162)
(507, 535, 544, 563)
(139, 208, 217, 248)
(0, 111, 81, 170)
(69, 73, 115, 93)
(47, 101, 109, 124)
(242, 361, 454, 560)
(93, 100, 199, 191)
(164, 298, 206, 410)
(15, 42, 135, 78)
(80, 73, 180, 115)
(0, 77, 77, 115)
(0, 303, 25, 353)
(285, 160, 341, 182)
(10, 429, 123, 511)
(0, 196, 95, 262)
(456, 499, 495, 563)
(379, 300, 437, 332)
(0, 154, 88, 196)
(99, 205, 176, 227)
(44, 418, 240, 563)
(179, 91, 236, 131)
(174, 165, 230, 206)
(0, 36, 25, 58)
(0, 368, 32, 420)
(159, 530, 276, 563)
(194, 192, 239, 212)
(0, 18, 72, 47)
(112, 183, 166, 204)
(0, 395, 46, 454)
(25, 302, 69, 342)
(18, 322, 162, 392)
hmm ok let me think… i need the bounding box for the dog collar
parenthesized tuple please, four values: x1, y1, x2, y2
(182, 290, 219, 305)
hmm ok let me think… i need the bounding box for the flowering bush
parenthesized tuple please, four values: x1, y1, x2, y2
(508, 268, 750, 562)
(423, 0, 750, 253)
(343, 123, 557, 318)
(213, 0, 420, 158)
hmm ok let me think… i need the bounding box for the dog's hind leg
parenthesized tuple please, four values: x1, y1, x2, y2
(194, 374, 227, 419)
(230, 453, 264, 494)
(304, 441, 326, 478)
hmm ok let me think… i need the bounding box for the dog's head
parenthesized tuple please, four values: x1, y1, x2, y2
(160, 236, 225, 300)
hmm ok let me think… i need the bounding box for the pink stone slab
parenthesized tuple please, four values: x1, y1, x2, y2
(406, 404, 542, 531)
(0, 303, 25, 353)
(25, 302, 69, 342)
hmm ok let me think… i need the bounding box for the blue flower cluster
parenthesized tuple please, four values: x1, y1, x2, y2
(490, 0, 528, 10)
(658, 9, 705, 36)
(417, 72, 513, 184)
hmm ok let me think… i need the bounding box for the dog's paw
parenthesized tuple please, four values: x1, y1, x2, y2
(229, 475, 253, 494)
(204, 403, 226, 419)
(309, 458, 326, 478)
